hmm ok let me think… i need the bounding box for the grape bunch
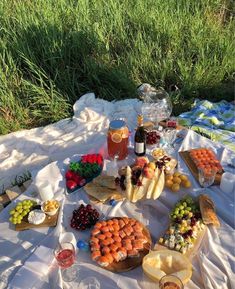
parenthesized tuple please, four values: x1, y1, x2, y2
(70, 204, 100, 231)
(146, 131, 160, 145)
(170, 196, 201, 223)
(9, 199, 37, 225)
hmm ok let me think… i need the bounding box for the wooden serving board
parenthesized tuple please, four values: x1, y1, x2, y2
(179, 150, 222, 185)
(94, 218, 152, 273)
(15, 209, 59, 231)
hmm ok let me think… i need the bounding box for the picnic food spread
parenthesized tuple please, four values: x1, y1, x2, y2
(3, 107, 229, 289)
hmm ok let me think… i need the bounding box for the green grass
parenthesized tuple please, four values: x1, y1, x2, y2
(0, 0, 234, 134)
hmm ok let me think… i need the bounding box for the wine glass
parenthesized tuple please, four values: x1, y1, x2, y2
(159, 275, 184, 289)
(162, 128, 178, 154)
(54, 242, 79, 282)
(198, 168, 216, 193)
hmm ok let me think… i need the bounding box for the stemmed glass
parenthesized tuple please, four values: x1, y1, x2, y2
(54, 242, 79, 282)
(162, 128, 178, 154)
(198, 168, 217, 193)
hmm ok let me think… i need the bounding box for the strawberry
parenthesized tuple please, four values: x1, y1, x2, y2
(65, 170, 74, 180)
(66, 180, 77, 190)
(72, 174, 83, 185)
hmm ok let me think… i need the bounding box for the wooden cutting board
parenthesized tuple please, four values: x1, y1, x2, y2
(15, 209, 59, 231)
(93, 218, 152, 273)
(179, 150, 223, 185)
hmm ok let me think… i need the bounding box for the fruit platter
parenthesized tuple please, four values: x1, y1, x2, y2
(89, 217, 152, 272)
(65, 154, 103, 193)
(115, 153, 177, 202)
(9, 199, 60, 231)
(179, 148, 223, 185)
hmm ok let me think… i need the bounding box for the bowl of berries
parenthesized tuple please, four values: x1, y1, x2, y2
(65, 154, 103, 193)
(70, 203, 100, 231)
(146, 130, 161, 146)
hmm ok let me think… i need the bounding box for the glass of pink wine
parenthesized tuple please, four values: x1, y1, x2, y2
(54, 242, 78, 282)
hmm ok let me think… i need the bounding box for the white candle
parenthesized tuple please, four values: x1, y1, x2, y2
(220, 172, 235, 194)
(38, 182, 54, 201)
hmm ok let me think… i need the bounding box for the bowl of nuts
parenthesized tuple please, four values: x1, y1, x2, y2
(41, 200, 60, 216)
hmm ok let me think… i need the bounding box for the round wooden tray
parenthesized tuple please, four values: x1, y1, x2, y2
(92, 217, 152, 273)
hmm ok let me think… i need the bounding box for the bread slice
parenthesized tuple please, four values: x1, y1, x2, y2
(93, 175, 116, 190)
(84, 183, 122, 203)
(199, 194, 220, 227)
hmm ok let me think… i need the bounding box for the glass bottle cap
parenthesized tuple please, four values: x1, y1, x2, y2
(109, 119, 126, 130)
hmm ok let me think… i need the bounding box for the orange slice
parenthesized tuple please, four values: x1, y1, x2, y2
(111, 133, 122, 143)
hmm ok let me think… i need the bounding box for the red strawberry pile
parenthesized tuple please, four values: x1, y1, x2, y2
(66, 154, 103, 192)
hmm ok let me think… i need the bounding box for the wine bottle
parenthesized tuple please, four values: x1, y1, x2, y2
(134, 114, 146, 156)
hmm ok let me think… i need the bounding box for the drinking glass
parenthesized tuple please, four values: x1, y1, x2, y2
(198, 168, 216, 193)
(54, 242, 78, 282)
(162, 128, 177, 154)
(77, 277, 100, 289)
(159, 275, 184, 289)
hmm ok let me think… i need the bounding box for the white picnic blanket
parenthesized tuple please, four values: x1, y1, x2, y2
(0, 94, 234, 289)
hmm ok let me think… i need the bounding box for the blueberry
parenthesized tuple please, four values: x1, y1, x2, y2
(109, 199, 117, 206)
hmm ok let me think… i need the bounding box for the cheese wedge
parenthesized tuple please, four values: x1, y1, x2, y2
(125, 166, 133, 201)
(132, 177, 151, 203)
(84, 183, 122, 202)
(152, 169, 165, 200)
(146, 167, 160, 199)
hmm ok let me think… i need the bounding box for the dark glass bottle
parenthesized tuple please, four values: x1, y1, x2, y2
(134, 114, 146, 156)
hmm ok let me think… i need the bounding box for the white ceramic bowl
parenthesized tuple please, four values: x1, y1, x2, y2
(41, 200, 60, 216)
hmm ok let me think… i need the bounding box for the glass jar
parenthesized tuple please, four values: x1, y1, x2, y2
(107, 119, 129, 160)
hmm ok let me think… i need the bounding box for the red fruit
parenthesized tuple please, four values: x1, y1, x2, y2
(66, 180, 77, 190)
(65, 170, 75, 180)
(72, 174, 82, 184)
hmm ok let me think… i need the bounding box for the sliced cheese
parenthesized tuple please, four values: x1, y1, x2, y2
(152, 169, 165, 200)
(146, 167, 160, 199)
(125, 166, 133, 201)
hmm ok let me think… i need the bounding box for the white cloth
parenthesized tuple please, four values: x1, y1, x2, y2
(0, 94, 234, 289)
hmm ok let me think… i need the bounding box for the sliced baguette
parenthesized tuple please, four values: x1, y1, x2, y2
(199, 194, 220, 227)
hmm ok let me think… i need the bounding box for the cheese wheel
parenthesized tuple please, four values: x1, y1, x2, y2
(28, 210, 46, 225)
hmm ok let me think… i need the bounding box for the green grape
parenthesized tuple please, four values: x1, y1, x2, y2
(173, 215, 177, 219)
(22, 200, 28, 205)
(23, 205, 28, 209)
(18, 208, 23, 214)
(175, 209, 179, 215)
(13, 212, 19, 217)
(183, 202, 187, 207)
(186, 207, 191, 211)
(180, 210, 185, 215)
(9, 209, 15, 215)
(17, 216, 22, 223)
(184, 210, 189, 215)
(12, 219, 17, 225)
(180, 205, 184, 210)
(22, 211, 28, 216)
